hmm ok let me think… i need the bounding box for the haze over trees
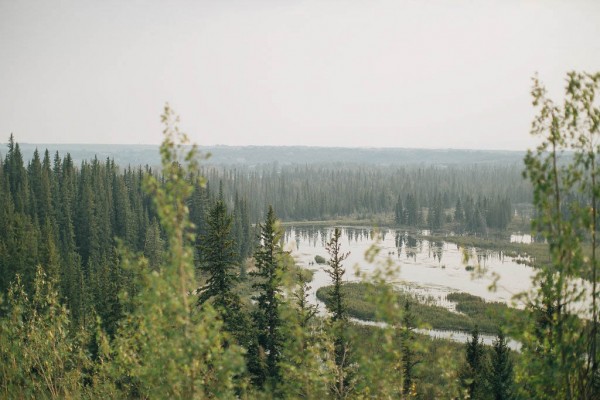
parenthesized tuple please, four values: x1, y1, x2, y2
(198, 163, 529, 229)
(1, 72, 599, 398)
(13, 143, 528, 169)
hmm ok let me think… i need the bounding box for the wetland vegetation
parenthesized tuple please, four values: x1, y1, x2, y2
(316, 282, 528, 335)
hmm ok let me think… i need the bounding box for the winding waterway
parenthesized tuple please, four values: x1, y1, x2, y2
(285, 226, 535, 308)
(284, 226, 534, 348)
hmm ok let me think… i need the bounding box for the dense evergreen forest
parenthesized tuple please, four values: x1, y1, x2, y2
(201, 163, 527, 231)
(13, 144, 532, 227)
(0, 134, 253, 336)
(0, 132, 521, 334)
(1, 72, 600, 399)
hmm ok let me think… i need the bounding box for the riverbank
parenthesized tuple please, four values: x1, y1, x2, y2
(316, 282, 528, 336)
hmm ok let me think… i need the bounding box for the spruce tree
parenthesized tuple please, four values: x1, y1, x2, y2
(427, 194, 444, 230)
(489, 332, 514, 400)
(405, 193, 419, 226)
(400, 300, 419, 396)
(197, 198, 250, 348)
(325, 227, 349, 323)
(394, 194, 403, 225)
(143, 218, 164, 271)
(454, 197, 465, 224)
(325, 227, 353, 399)
(459, 326, 488, 399)
(250, 205, 286, 387)
(281, 273, 332, 398)
(5, 135, 29, 214)
(239, 198, 251, 276)
(189, 177, 210, 265)
(197, 199, 238, 305)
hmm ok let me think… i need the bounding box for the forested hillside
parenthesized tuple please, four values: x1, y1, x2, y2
(2, 113, 522, 398)
(1, 72, 599, 399)
(0, 133, 253, 337)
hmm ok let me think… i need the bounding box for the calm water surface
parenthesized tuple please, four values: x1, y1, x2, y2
(284, 226, 536, 313)
(285, 226, 594, 348)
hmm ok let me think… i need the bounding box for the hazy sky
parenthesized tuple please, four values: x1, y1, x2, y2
(1, 0, 599, 150)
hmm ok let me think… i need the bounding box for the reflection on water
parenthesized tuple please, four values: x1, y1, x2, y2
(347, 317, 520, 350)
(286, 226, 549, 347)
(418, 329, 521, 351)
(510, 233, 532, 244)
(284, 226, 536, 312)
(284, 226, 596, 347)
(510, 233, 546, 244)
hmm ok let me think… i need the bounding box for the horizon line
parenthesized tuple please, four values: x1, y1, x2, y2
(5, 142, 529, 153)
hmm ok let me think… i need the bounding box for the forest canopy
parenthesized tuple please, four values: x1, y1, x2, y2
(1, 72, 600, 398)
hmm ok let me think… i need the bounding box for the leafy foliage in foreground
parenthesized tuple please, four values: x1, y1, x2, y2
(519, 71, 600, 399)
(0, 269, 90, 398)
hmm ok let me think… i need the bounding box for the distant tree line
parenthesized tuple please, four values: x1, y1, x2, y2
(198, 163, 530, 224)
(394, 192, 512, 233)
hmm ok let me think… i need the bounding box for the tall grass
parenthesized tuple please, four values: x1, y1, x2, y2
(317, 282, 527, 335)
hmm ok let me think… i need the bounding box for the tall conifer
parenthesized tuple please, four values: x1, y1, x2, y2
(250, 205, 286, 387)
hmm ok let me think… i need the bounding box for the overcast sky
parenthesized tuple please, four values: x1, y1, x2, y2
(1, 0, 599, 150)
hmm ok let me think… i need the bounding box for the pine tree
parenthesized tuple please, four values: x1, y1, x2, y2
(197, 198, 250, 349)
(459, 327, 488, 399)
(489, 332, 514, 400)
(325, 227, 353, 399)
(395, 194, 403, 225)
(250, 205, 286, 387)
(325, 228, 349, 323)
(197, 199, 238, 304)
(454, 197, 465, 224)
(400, 300, 419, 396)
(143, 218, 164, 271)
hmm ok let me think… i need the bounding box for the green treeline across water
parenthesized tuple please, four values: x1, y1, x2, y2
(200, 162, 531, 225)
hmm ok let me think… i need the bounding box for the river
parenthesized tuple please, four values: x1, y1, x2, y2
(284, 226, 533, 348)
(284, 226, 536, 309)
